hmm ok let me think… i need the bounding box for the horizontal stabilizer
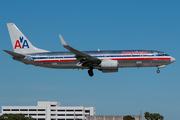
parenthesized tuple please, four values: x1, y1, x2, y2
(3, 50, 26, 57)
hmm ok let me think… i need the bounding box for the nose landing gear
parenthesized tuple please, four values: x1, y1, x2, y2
(157, 65, 166, 73)
(88, 68, 94, 77)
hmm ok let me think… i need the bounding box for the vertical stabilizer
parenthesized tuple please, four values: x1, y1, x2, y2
(7, 23, 49, 54)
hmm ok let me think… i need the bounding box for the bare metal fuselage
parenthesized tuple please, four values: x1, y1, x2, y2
(14, 50, 173, 70)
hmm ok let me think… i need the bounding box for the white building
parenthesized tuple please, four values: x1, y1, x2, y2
(1, 101, 95, 120)
(86, 115, 143, 120)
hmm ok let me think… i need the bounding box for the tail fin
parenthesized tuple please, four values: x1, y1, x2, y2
(7, 23, 49, 54)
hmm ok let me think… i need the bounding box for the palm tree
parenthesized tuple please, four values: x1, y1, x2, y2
(159, 115, 164, 120)
(144, 112, 150, 120)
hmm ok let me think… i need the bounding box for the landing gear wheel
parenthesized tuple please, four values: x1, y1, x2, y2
(157, 69, 160, 73)
(88, 69, 94, 77)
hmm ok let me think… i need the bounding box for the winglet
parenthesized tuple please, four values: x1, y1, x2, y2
(59, 35, 68, 46)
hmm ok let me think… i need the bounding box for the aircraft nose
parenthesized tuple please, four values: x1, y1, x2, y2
(171, 57, 176, 63)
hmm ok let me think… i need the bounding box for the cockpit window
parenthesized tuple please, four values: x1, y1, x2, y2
(163, 53, 169, 56)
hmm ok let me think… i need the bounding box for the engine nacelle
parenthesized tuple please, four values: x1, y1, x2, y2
(100, 60, 118, 73)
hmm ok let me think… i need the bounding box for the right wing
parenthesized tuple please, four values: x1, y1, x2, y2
(59, 35, 101, 66)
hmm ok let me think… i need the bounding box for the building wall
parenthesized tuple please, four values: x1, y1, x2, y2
(86, 115, 143, 120)
(1, 101, 95, 120)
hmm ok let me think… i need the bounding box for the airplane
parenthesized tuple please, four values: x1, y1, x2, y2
(3, 23, 176, 77)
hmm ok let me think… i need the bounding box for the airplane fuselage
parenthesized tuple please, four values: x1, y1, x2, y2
(14, 50, 174, 70)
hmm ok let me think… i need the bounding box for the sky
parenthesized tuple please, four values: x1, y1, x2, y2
(0, 0, 180, 119)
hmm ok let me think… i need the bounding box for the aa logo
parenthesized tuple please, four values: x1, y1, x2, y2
(14, 36, 29, 49)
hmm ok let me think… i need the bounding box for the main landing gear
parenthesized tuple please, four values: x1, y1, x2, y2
(157, 68, 160, 73)
(88, 68, 94, 77)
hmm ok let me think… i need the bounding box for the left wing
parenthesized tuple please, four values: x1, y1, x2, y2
(59, 35, 101, 66)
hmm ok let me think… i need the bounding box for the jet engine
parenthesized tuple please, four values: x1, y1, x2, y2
(100, 60, 118, 73)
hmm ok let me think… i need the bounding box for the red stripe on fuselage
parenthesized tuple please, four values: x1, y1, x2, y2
(111, 57, 171, 61)
(35, 59, 76, 62)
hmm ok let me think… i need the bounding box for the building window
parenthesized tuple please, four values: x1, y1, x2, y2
(20, 109, 28, 111)
(58, 110, 65, 111)
(51, 105, 56, 107)
(85, 110, 90, 113)
(51, 114, 56, 116)
(3, 109, 10, 111)
(38, 114, 45, 116)
(38, 119, 45, 120)
(29, 114, 36, 116)
(12, 109, 19, 111)
(75, 110, 82, 112)
(66, 114, 74, 116)
(38, 109, 45, 111)
(66, 110, 74, 111)
(76, 114, 82, 116)
(58, 119, 65, 120)
(29, 109, 37, 111)
(51, 109, 56, 111)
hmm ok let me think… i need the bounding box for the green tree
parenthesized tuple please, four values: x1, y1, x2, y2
(123, 115, 135, 120)
(159, 115, 164, 120)
(149, 113, 154, 120)
(0, 114, 33, 120)
(144, 112, 164, 120)
(144, 112, 150, 120)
